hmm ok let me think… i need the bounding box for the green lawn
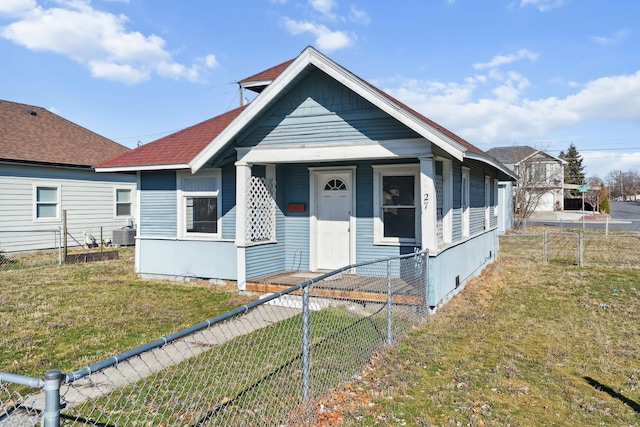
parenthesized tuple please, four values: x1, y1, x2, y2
(0, 249, 256, 377)
(335, 239, 640, 426)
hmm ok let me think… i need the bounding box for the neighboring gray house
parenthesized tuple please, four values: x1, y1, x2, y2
(96, 47, 516, 308)
(0, 100, 137, 251)
(487, 146, 565, 216)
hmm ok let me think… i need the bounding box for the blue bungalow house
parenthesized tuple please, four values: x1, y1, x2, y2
(96, 47, 516, 308)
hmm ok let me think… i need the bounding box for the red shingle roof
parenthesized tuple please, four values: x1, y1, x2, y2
(97, 50, 487, 170)
(238, 59, 295, 85)
(0, 100, 129, 167)
(96, 105, 247, 168)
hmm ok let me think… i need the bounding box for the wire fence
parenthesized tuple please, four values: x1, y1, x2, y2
(0, 230, 62, 271)
(0, 251, 429, 426)
(501, 231, 640, 268)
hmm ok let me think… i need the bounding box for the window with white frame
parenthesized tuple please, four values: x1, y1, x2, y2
(494, 179, 499, 217)
(461, 168, 470, 238)
(373, 165, 419, 244)
(115, 188, 132, 217)
(485, 175, 491, 229)
(177, 170, 221, 238)
(35, 185, 60, 220)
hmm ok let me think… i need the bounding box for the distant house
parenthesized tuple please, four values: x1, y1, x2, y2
(0, 100, 137, 251)
(487, 146, 565, 217)
(96, 47, 516, 308)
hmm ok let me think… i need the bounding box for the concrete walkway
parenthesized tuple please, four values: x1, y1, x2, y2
(1, 301, 303, 426)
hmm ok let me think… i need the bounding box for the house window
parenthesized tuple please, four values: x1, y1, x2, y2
(373, 165, 419, 244)
(485, 176, 491, 229)
(177, 170, 221, 238)
(462, 168, 470, 238)
(35, 186, 59, 220)
(115, 189, 132, 217)
(186, 197, 217, 233)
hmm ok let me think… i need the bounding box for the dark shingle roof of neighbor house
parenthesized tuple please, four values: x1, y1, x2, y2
(0, 100, 130, 167)
(486, 146, 537, 165)
(97, 48, 491, 170)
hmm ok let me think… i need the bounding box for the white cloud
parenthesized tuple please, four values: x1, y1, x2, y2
(309, 0, 336, 16)
(591, 29, 630, 46)
(0, 0, 217, 84)
(349, 5, 369, 25)
(473, 49, 539, 70)
(384, 70, 640, 149)
(0, 0, 36, 15)
(282, 17, 353, 51)
(520, 0, 568, 12)
(583, 151, 640, 178)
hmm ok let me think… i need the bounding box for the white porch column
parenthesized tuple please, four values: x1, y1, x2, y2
(235, 162, 251, 291)
(419, 156, 438, 252)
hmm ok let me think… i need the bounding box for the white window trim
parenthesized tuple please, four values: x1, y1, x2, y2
(372, 164, 420, 246)
(177, 169, 222, 240)
(434, 156, 453, 245)
(33, 183, 61, 222)
(114, 187, 133, 219)
(494, 179, 499, 217)
(461, 167, 470, 239)
(485, 175, 491, 229)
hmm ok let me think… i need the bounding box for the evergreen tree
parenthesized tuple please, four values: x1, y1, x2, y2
(559, 143, 585, 196)
(599, 183, 611, 214)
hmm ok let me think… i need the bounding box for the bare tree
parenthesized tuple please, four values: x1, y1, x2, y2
(585, 177, 605, 213)
(605, 169, 640, 201)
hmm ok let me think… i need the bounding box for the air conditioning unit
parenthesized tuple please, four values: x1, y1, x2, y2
(113, 228, 136, 246)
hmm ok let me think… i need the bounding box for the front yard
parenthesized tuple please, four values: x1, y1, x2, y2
(0, 249, 256, 377)
(323, 241, 640, 426)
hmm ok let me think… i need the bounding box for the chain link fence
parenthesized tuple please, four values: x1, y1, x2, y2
(0, 251, 428, 426)
(0, 230, 62, 271)
(501, 231, 640, 267)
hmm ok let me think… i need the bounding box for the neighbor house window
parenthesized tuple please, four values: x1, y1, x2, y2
(35, 185, 59, 220)
(177, 170, 221, 238)
(373, 165, 419, 244)
(115, 188, 132, 217)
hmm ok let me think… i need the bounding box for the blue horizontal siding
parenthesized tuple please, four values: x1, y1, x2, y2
(221, 164, 236, 239)
(246, 243, 286, 279)
(429, 229, 498, 306)
(138, 238, 237, 280)
(140, 171, 177, 237)
(238, 69, 420, 149)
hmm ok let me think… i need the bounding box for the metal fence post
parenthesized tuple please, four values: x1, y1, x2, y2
(578, 232, 584, 267)
(386, 259, 393, 345)
(301, 285, 310, 403)
(605, 217, 609, 236)
(43, 369, 61, 427)
(543, 230, 548, 265)
(423, 252, 430, 318)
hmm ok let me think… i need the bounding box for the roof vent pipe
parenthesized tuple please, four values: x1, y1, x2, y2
(27, 109, 37, 116)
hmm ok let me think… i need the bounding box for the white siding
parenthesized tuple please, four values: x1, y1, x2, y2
(0, 164, 136, 249)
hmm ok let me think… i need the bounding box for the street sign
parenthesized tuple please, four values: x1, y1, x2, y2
(577, 185, 590, 192)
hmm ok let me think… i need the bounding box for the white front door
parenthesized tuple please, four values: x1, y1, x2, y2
(315, 171, 352, 270)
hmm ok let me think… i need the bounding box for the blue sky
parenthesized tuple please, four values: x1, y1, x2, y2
(1, 0, 639, 178)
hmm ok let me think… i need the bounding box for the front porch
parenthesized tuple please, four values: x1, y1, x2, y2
(246, 269, 425, 306)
